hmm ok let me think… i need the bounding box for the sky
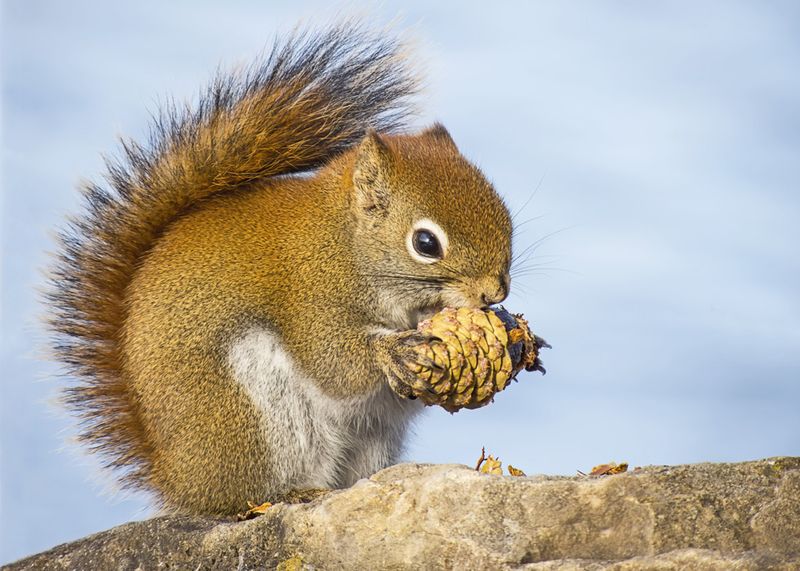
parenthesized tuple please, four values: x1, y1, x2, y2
(2, 0, 799, 564)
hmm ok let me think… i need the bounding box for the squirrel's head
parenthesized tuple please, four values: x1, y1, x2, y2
(350, 125, 512, 330)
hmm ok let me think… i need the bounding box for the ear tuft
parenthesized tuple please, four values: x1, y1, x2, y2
(353, 130, 392, 214)
(423, 122, 458, 151)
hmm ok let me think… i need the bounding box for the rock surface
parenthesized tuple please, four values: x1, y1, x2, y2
(6, 457, 800, 570)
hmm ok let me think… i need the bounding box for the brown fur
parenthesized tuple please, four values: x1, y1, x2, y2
(47, 24, 512, 514)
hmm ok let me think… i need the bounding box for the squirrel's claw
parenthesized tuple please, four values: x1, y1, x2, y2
(375, 330, 445, 399)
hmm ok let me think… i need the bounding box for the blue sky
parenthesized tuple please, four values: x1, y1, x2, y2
(2, 0, 799, 564)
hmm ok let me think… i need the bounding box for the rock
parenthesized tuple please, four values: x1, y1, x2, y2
(6, 457, 800, 570)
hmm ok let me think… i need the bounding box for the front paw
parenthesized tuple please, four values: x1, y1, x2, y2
(374, 330, 447, 401)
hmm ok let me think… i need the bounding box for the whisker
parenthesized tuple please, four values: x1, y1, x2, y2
(511, 255, 562, 273)
(363, 273, 449, 287)
(424, 259, 470, 286)
(511, 263, 577, 281)
(509, 172, 547, 223)
(511, 214, 546, 237)
(511, 226, 574, 267)
(509, 281, 530, 296)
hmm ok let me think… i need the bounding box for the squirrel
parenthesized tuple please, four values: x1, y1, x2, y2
(47, 24, 513, 515)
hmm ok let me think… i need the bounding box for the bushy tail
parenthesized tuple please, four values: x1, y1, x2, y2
(47, 23, 418, 488)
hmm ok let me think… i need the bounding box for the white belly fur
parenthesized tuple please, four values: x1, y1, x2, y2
(228, 327, 423, 493)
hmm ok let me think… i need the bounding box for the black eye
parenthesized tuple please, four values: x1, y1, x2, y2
(412, 229, 442, 259)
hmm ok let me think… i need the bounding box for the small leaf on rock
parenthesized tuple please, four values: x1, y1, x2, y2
(236, 500, 273, 521)
(480, 455, 503, 475)
(589, 462, 629, 476)
(508, 465, 526, 477)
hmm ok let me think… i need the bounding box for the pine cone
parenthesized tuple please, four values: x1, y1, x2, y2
(404, 307, 548, 412)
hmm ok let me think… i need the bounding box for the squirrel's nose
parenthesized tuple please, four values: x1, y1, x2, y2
(480, 274, 509, 307)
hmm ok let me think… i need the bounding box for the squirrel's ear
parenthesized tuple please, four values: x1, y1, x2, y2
(353, 130, 392, 215)
(422, 122, 458, 152)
